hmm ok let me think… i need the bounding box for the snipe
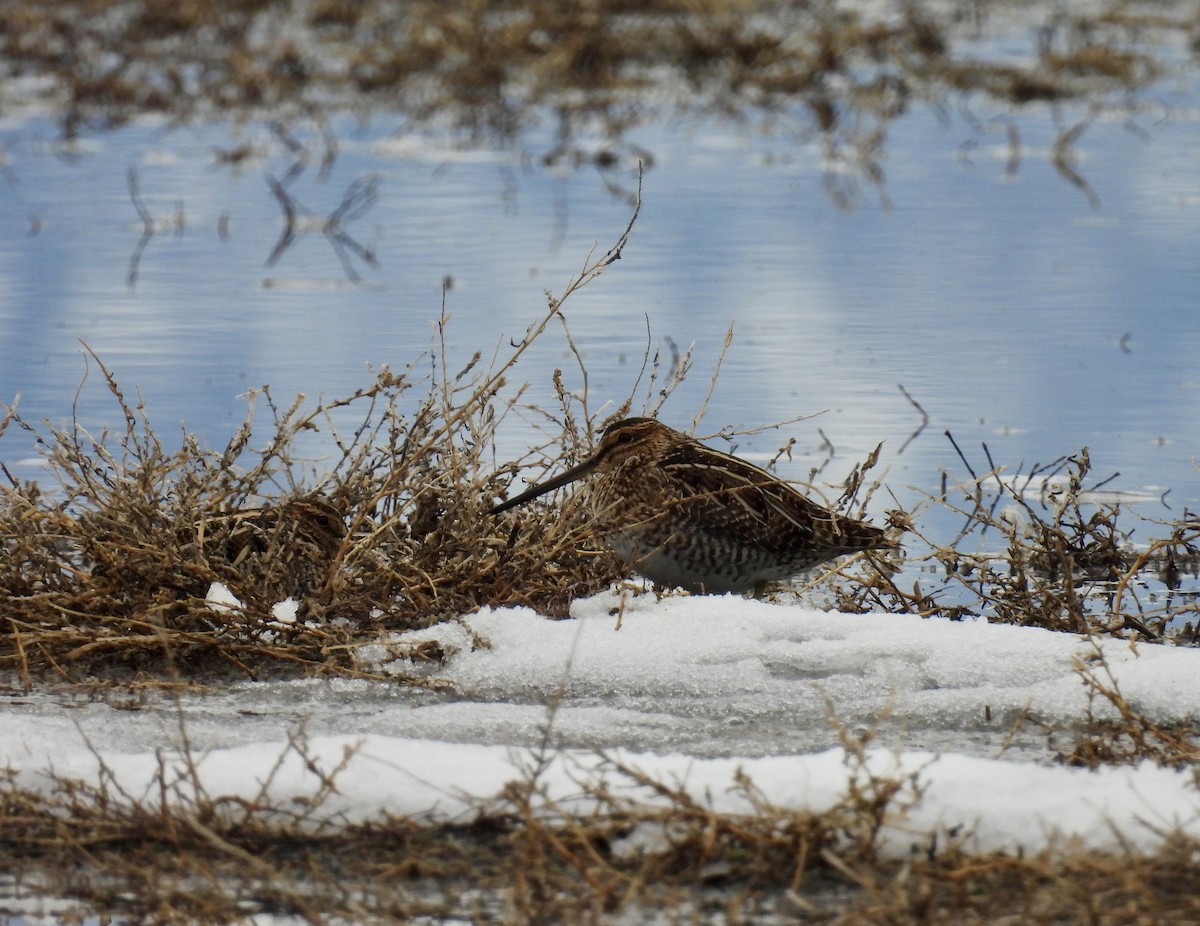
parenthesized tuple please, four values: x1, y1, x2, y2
(189, 497, 346, 567)
(490, 418, 896, 594)
(184, 496, 347, 600)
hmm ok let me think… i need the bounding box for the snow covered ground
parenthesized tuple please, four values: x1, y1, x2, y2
(4, 591, 1198, 857)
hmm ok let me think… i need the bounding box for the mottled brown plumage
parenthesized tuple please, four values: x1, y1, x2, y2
(491, 417, 895, 594)
(184, 497, 347, 599)
(196, 498, 345, 562)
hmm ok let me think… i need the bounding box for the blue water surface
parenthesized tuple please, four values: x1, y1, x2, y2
(0, 97, 1197, 540)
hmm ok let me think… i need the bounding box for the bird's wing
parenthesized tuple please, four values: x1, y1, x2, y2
(657, 443, 827, 548)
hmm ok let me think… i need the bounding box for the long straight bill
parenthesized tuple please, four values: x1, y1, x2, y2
(489, 456, 600, 515)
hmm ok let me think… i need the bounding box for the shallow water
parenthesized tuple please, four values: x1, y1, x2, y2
(3, 103, 1198, 499)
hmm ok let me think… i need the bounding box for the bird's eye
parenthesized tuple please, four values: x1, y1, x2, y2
(616, 431, 634, 444)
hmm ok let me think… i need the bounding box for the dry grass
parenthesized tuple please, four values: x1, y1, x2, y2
(828, 439, 1200, 644)
(820, 437, 1200, 771)
(2, 162, 1200, 922)
(1059, 641, 1200, 769)
(3, 724, 1199, 924)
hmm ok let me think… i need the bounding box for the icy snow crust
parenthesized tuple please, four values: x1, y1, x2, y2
(4, 591, 1198, 855)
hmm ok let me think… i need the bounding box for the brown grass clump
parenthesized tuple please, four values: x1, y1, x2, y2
(811, 434, 1200, 771)
(1057, 642, 1200, 769)
(833, 436, 1200, 645)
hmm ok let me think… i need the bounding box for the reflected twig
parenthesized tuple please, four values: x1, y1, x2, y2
(0, 134, 17, 185)
(126, 167, 153, 289)
(125, 167, 187, 289)
(897, 383, 929, 454)
(811, 427, 835, 479)
(265, 174, 380, 283)
(1052, 118, 1099, 208)
(1005, 122, 1021, 179)
(265, 174, 298, 268)
(326, 176, 380, 280)
(270, 122, 310, 186)
(317, 119, 339, 182)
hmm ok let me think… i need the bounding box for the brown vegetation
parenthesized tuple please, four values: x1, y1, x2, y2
(2, 716, 1197, 923)
(0, 1, 1195, 198)
(830, 441, 1200, 647)
(3, 153, 1200, 921)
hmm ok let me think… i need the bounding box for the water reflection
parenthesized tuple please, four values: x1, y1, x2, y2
(0, 102, 1198, 530)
